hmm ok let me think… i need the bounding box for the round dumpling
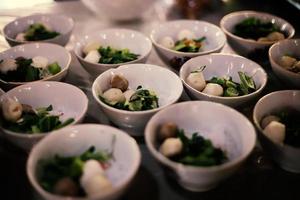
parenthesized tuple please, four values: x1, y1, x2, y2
(159, 138, 183, 157)
(102, 88, 125, 105)
(177, 29, 196, 40)
(2, 98, 23, 122)
(267, 32, 285, 41)
(84, 50, 101, 63)
(0, 58, 18, 74)
(159, 36, 175, 49)
(202, 83, 224, 96)
(83, 42, 101, 55)
(186, 71, 206, 91)
(263, 121, 285, 144)
(123, 89, 135, 101)
(32, 56, 49, 69)
(279, 56, 297, 69)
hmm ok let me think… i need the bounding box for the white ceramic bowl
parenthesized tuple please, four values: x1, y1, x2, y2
(0, 81, 88, 151)
(74, 29, 152, 76)
(3, 13, 74, 47)
(81, 0, 156, 21)
(27, 124, 141, 200)
(145, 101, 256, 191)
(180, 53, 268, 107)
(92, 63, 183, 136)
(220, 11, 295, 56)
(150, 20, 226, 68)
(253, 90, 300, 173)
(0, 43, 71, 90)
(269, 39, 300, 88)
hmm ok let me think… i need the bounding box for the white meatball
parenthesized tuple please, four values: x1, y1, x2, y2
(177, 29, 196, 40)
(1, 98, 22, 122)
(0, 58, 18, 74)
(202, 83, 224, 96)
(159, 138, 183, 157)
(15, 33, 26, 42)
(102, 88, 125, 105)
(267, 32, 285, 41)
(84, 50, 101, 63)
(31, 56, 49, 69)
(280, 56, 297, 69)
(261, 115, 280, 129)
(81, 174, 112, 197)
(263, 121, 286, 144)
(80, 160, 104, 187)
(186, 71, 206, 91)
(123, 89, 135, 101)
(83, 42, 101, 55)
(159, 36, 175, 49)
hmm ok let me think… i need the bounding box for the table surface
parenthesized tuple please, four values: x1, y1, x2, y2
(0, 0, 300, 199)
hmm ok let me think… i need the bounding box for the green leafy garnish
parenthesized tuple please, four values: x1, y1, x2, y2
(24, 23, 60, 41)
(173, 37, 206, 53)
(97, 46, 139, 64)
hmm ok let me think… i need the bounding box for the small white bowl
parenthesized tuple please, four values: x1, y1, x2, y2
(27, 124, 141, 200)
(253, 90, 300, 173)
(269, 39, 300, 88)
(145, 101, 256, 191)
(3, 13, 74, 47)
(150, 20, 226, 68)
(92, 63, 183, 136)
(220, 11, 295, 56)
(81, 0, 156, 21)
(180, 53, 268, 107)
(74, 29, 152, 76)
(0, 81, 88, 151)
(0, 43, 71, 90)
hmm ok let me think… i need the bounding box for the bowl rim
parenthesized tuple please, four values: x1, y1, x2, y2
(3, 13, 75, 44)
(150, 19, 227, 56)
(0, 42, 72, 86)
(179, 53, 268, 100)
(145, 101, 257, 172)
(0, 81, 89, 138)
(92, 63, 183, 115)
(74, 28, 153, 68)
(220, 10, 295, 45)
(26, 123, 141, 200)
(269, 39, 300, 78)
(253, 90, 300, 152)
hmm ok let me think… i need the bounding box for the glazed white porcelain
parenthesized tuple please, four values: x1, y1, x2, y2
(0, 43, 71, 90)
(180, 53, 267, 107)
(27, 124, 141, 200)
(3, 13, 74, 46)
(253, 90, 300, 173)
(269, 39, 300, 88)
(220, 11, 295, 56)
(150, 20, 226, 67)
(92, 63, 183, 136)
(74, 28, 152, 76)
(145, 101, 256, 191)
(81, 0, 156, 21)
(0, 81, 88, 151)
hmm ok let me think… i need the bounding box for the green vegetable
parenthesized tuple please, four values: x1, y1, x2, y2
(173, 37, 206, 53)
(48, 62, 61, 75)
(24, 23, 60, 41)
(233, 17, 281, 40)
(0, 104, 74, 133)
(97, 46, 139, 64)
(39, 146, 112, 195)
(224, 87, 239, 97)
(174, 129, 227, 166)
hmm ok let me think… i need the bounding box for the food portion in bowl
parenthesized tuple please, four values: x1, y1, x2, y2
(0, 56, 61, 82)
(15, 23, 60, 42)
(261, 108, 300, 147)
(186, 66, 257, 97)
(159, 29, 206, 53)
(0, 98, 74, 134)
(100, 74, 159, 111)
(233, 17, 285, 42)
(278, 55, 300, 74)
(158, 122, 227, 166)
(83, 42, 139, 64)
(38, 145, 113, 197)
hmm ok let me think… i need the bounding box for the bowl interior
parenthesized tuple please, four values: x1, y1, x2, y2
(0, 43, 70, 73)
(146, 101, 256, 164)
(28, 124, 140, 196)
(270, 39, 300, 66)
(94, 64, 183, 108)
(151, 20, 226, 54)
(222, 11, 294, 39)
(0, 81, 87, 123)
(180, 54, 267, 95)
(74, 29, 152, 59)
(4, 14, 73, 41)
